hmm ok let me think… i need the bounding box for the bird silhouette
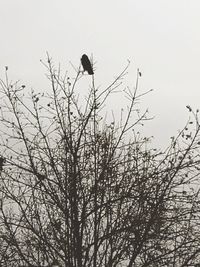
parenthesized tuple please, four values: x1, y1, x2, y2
(0, 157, 5, 172)
(81, 54, 94, 75)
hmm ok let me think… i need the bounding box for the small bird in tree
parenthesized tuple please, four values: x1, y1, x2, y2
(81, 54, 94, 75)
(0, 156, 5, 172)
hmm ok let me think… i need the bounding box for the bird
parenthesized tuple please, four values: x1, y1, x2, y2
(81, 54, 94, 75)
(0, 156, 5, 172)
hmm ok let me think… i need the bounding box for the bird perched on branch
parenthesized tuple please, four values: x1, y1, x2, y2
(0, 156, 5, 172)
(81, 54, 94, 75)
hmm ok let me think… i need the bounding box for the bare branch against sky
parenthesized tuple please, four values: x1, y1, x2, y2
(0, 0, 200, 145)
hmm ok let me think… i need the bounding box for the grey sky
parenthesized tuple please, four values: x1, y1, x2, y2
(0, 0, 200, 147)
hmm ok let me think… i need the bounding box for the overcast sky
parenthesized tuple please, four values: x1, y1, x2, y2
(0, 0, 200, 147)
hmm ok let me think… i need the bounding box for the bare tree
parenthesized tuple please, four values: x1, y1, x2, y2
(0, 56, 200, 267)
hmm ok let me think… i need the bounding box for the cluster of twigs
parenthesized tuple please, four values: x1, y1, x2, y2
(0, 56, 200, 266)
